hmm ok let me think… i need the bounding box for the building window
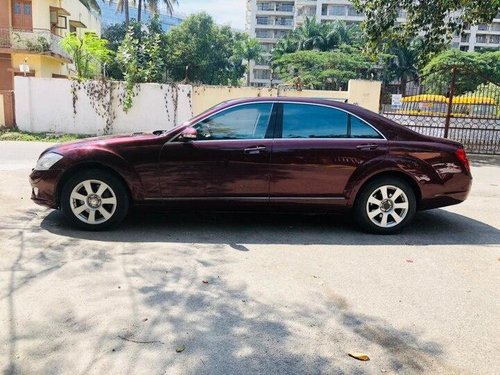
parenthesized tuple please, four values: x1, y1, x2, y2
(347, 6, 363, 17)
(257, 3, 274, 11)
(256, 17, 270, 25)
(477, 24, 488, 31)
(330, 6, 345, 16)
(489, 35, 500, 44)
(476, 34, 487, 43)
(256, 30, 272, 38)
(254, 69, 271, 80)
(276, 3, 294, 12)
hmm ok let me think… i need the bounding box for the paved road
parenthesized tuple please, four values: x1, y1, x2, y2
(0, 141, 499, 375)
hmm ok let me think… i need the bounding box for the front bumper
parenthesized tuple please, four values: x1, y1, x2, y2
(29, 169, 63, 209)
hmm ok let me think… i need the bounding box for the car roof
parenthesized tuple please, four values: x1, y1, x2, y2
(216, 96, 378, 119)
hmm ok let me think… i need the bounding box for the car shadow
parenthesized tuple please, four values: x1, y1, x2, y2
(40, 208, 500, 246)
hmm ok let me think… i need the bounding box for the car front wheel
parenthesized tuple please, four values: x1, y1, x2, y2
(61, 169, 129, 230)
(354, 177, 417, 234)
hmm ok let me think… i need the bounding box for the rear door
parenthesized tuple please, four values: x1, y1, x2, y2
(269, 102, 388, 202)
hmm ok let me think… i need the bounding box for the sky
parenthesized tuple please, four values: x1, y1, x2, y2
(174, 0, 247, 30)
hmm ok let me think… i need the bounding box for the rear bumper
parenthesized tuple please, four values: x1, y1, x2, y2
(29, 169, 63, 209)
(419, 173, 472, 210)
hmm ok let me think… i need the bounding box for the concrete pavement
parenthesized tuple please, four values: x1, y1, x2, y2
(0, 141, 499, 374)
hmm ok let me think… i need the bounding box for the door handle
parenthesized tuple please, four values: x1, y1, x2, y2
(356, 144, 379, 150)
(244, 146, 267, 155)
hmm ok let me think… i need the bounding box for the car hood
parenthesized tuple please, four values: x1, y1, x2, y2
(41, 131, 163, 157)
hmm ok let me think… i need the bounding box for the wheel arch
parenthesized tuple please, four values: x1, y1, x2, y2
(56, 162, 133, 208)
(350, 170, 422, 209)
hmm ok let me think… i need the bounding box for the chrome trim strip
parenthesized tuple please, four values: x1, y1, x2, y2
(143, 197, 345, 201)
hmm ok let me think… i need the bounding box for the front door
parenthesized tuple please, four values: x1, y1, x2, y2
(12, 0, 33, 31)
(159, 102, 276, 199)
(269, 102, 388, 202)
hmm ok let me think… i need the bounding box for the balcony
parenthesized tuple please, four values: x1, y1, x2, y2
(0, 28, 71, 62)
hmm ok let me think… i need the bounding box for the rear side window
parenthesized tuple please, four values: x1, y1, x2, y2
(282, 103, 348, 138)
(350, 116, 383, 139)
(281, 103, 382, 139)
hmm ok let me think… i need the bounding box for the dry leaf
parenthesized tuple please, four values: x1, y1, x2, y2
(202, 280, 209, 284)
(176, 345, 186, 353)
(348, 352, 370, 361)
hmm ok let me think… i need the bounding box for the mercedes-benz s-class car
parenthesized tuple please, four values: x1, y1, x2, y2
(29, 97, 472, 234)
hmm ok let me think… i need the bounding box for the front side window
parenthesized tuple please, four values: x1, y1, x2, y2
(193, 103, 273, 141)
(282, 103, 348, 138)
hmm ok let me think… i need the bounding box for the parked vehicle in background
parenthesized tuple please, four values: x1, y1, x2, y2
(29, 98, 472, 234)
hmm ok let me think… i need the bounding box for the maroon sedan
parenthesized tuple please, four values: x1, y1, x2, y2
(29, 97, 472, 233)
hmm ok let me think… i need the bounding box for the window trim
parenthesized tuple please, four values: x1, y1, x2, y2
(170, 100, 386, 142)
(277, 102, 386, 140)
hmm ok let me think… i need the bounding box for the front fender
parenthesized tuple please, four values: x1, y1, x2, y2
(59, 147, 146, 201)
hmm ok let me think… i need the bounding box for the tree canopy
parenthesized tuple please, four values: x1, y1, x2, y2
(353, 0, 500, 55)
(422, 49, 500, 94)
(272, 48, 375, 90)
(163, 13, 246, 85)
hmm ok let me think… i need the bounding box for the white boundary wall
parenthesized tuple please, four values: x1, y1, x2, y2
(15, 77, 192, 135)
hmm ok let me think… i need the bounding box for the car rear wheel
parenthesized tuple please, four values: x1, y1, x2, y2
(354, 177, 416, 234)
(61, 169, 129, 230)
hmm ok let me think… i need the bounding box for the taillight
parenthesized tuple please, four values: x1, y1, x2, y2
(455, 148, 470, 173)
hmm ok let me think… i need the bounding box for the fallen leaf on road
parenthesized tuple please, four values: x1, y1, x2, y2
(406, 259, 414, 263)
(348, 352, 370, 361)
(202, 280, 209, 284)
(176, 345, 186, 353)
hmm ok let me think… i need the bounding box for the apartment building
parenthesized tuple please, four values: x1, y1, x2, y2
(246, 0, 500, 86)
(0, 0, 101, 91)
(100, 1, 184, 31)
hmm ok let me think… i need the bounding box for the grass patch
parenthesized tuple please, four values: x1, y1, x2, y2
(0, 128, 90, 142)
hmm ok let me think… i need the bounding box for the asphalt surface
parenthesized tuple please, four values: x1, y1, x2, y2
(0, 141, 499, 375)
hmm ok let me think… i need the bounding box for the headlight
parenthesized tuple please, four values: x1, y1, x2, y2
(35, 152, 63, 170)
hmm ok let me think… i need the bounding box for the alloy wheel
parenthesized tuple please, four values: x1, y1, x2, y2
(69, 179, 117, 225)
(366, 185, 409, 228)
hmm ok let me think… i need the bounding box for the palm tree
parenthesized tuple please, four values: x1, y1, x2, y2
(296, 17, 329, 51)
(387, 39, 422, 95)
(79, 0, 101, 13)
(111, 0, 177, 25)
(111, 0, 131, 26)
(237, 36, 264, 86)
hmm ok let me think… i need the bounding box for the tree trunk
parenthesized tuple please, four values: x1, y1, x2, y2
(400, 77, 407, 96)
(124, 0, 130, 26)
(247, 61, 251, 87)
(138, 0, 142, 23)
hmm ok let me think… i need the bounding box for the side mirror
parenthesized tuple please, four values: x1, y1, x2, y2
(180, 127, 197, 141)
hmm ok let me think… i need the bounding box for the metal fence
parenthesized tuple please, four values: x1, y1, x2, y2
(381, 67, 500, 155)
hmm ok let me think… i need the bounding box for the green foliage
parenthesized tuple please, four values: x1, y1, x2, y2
(60, 32, 112, 79)
(163, 13, 246, 85)
(422, 50, 500, 94)
(380, 38, 424, 95)
(273, 50, 374, 90)
(117, 16, 166, 111)
(353, 0, 499, 57)
(235, 35, 264, 86)
(272, 18, 364, 60)
(102, 22, 130, 80)
(0, 128, 87, 142)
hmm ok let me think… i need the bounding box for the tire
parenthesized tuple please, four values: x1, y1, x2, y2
(60, 169, 129, 230)
(354, 176, 417, 234)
